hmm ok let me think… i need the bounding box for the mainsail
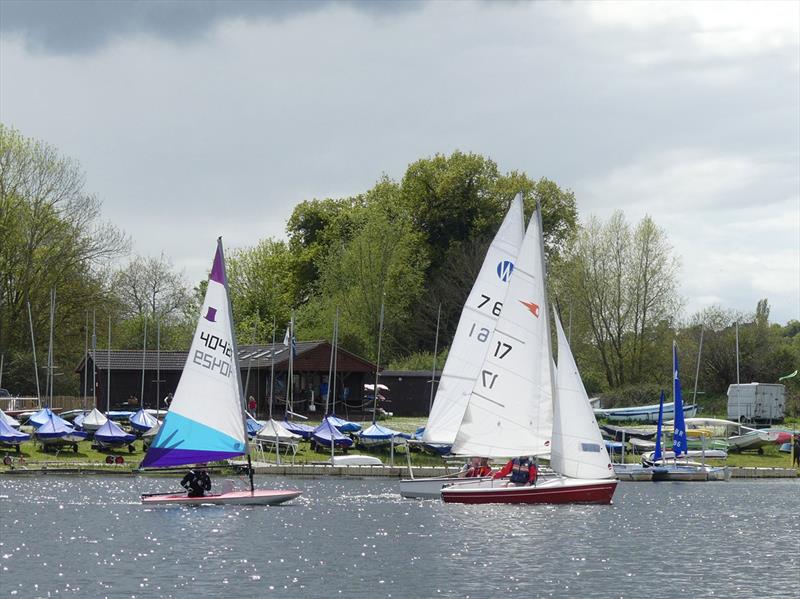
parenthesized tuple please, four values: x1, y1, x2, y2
(672, 341, 687, 458)
(422, 194, 525, 446)
(142, 240, 248, 468)
(551, 312, 614, 479)
(450, 203, 553, 458)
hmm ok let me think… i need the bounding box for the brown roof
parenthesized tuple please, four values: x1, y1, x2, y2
(76, 341, 376, 373)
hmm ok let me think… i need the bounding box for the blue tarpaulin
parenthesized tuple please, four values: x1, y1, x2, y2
(94, 420, 136, 445)
(312, 417, 354, 449)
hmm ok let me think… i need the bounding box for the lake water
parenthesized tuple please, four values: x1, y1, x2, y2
(1, 475, 798, 598)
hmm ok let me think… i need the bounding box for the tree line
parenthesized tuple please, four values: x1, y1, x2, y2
(1, 124, 797, 413)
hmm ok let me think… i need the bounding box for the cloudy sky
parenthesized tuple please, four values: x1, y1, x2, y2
(1, 0, 798, 323)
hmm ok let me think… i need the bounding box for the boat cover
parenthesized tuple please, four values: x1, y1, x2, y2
(81, 408, 109, 430)
(246, 416, 264, 438)
(0, 418, 30, 443)
(0, 408, 21, 428)
(94, 420, 137, 445)
(283, 419, 315, 439)
(255, 419, 301, 443)
(359, 423, 409, 443)
(326, 414, 362, 433)
(35, 413, 88, 440)
(106, 411, 135, 421)
(129, 409, 159, 432)
(312, 417, 354, 448)
(28, 408, 70, 429)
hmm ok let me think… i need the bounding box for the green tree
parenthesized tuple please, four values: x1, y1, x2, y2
(560, 211, 681, 388)
(0, 124, 128, 395)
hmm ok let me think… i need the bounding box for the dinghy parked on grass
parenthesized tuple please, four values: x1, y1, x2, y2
(34, 412, 88, 452)
(140, 239, 300, 507)
(93, 419, 136, 452)
(129, 408, 159, 434)
(0, 417, 30, 452)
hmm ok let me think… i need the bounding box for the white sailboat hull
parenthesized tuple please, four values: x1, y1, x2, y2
(399, 474, 491, 499)
(141, 489, 302, 506)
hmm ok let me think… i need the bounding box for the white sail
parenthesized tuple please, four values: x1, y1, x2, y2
(142, 240, 248, 468)
(551, 313, 614, 479)
(422, 194, 525, 446)
(450, 205, 554, 458)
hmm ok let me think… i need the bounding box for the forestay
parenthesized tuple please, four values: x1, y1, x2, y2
(141, 242, 248, 468)
(450, 205, 553, 458)
(550, 313, 614, 479)
(422, 194, 525, 446)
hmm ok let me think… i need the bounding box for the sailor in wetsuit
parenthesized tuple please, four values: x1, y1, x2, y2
(181, 467, 212, 497)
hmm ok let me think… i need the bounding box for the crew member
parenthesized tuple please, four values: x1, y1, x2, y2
(493, 456, 537, 485)
(181, 466, 212, 497)
(464, 457, 493, 478)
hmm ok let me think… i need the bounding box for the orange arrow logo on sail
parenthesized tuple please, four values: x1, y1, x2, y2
(520, 300, 540, 318)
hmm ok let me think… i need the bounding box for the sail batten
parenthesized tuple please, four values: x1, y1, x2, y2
(422, 194, 525, 446)
(141, 240, 248, 469)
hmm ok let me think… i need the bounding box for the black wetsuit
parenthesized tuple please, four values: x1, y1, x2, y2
(181, 470, 212, 497)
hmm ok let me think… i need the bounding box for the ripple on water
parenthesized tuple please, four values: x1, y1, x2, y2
(1, 476, 798, 597)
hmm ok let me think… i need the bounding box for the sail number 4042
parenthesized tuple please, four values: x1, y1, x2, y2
(200, 331, 233, 357)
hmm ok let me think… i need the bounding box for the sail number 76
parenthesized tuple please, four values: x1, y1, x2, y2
(478, 294, 503, 317)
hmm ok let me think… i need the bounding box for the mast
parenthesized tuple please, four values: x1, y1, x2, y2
(428, 303, 441, 413)
(48, 288, 55, 405)
(735, 320, 741, 422)
(693, 326, 704, 404)
(288, 313, 294, 416)
(83, 311, 89, 412)
(269, 317, 276, 420)
(536, 200, 557, 448)
(107, 315, 111, 413)
(92, 310, 96, 408)
(325, 311, 336, 414)
(156, 320, 161, 414)
(332, 310, 339, 415)
(371, 301, 385, 423)
(140, 318, 147, 408)
(27, 301, 41, 406)
(0, 354, 3, 388)
(216, 237, 254, 492)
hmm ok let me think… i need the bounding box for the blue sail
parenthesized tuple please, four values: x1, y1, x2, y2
(654, 390, 665, 462)
(672, 342, 687, 458)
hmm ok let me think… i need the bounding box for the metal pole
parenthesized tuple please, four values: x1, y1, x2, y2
(83, 310, 88, 412)
(331, 310, 339, 465)
(140, 317, 147, 408)
(288, 315, 294, 415)
(693, 326, 704, 404)
(92, 310, 96, 408)
(48, 288, 55, 405)
(736, 321, 740, 422)
(27, 301, 41, 406)
(0, 354, 3, 388)
(269, 317, 276, 420)
(325, 311, 336, 415)
(156, 320, 161, 414)
(216, 237, 254, 492)
(107, 315, 111, 413)
(371, 301, 385, 423)
(429, 303, 441, 413)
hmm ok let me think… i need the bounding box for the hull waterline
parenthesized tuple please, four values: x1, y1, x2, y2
(141, 489, 302, 506)
(441, 478, 618, 505)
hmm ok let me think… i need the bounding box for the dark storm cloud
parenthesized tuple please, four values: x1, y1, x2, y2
(0, 0, 422, 54)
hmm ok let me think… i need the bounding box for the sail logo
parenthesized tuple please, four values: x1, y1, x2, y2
(496, 260, 514, 282)
(204, 307, 218, 323)
(520, 300, 540, 318)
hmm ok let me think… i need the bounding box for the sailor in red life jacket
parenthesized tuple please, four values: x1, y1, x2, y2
(493, 456, 538, 485)
(463, 457, 493, 478)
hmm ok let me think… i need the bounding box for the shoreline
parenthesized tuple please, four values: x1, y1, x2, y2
(2, 462, 797, 480)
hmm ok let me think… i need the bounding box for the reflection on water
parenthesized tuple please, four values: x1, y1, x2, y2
(1, 476, 798, 598)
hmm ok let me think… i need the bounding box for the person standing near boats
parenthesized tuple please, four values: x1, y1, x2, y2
(181, 466, 212, 498)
